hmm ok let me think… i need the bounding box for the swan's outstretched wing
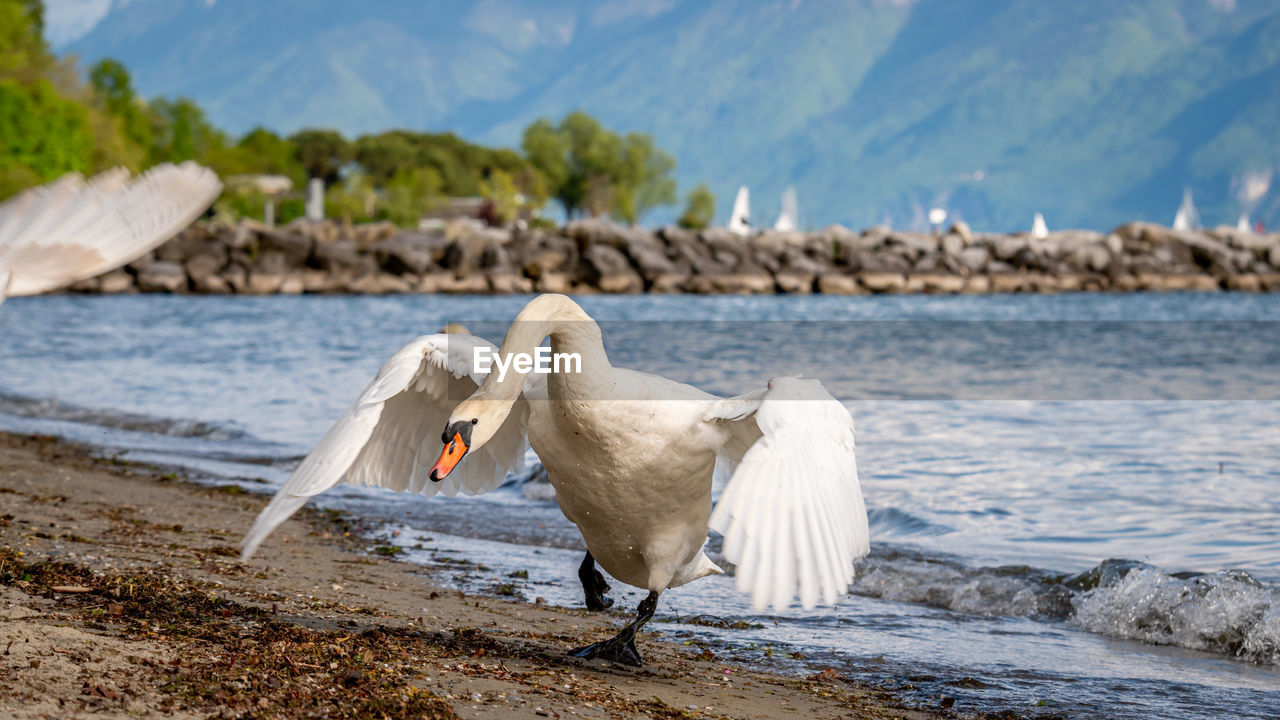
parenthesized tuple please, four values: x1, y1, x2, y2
(704, 377, 868, 611)
(0, 162, 221, 299)
(240, 334, 531, 559)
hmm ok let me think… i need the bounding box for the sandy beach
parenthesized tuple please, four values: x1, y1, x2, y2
(0, 432, 964, 720)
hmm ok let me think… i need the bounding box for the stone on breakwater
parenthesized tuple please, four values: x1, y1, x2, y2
(1268, 244, 1280, 269)
(957, 246, 989, 273)
(99, 270, 135, 294)
(947, 221, 973, 245)
(911, 274, 967, 294)
(257, 228, 312, 266)
(860, 272, 906, 293)
(186, 253, 225, 292)
(136, 261, 187, 293)
(312, 240, 373, 277)
(816, 273, 861, 295)
(372, 233, 440, 276)
(579, 244, 643, 293)
(487, 272, 535, 295)
(939, 232, 965, 257)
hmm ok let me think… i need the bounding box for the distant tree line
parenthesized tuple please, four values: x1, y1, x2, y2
(0, 0, 715, 228)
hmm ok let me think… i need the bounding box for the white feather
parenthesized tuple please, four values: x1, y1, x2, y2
(0, 162, 221, 298)
(240, 333, 531, 559)
(706, 377, 869, 611)
(238, 295, 868, 618)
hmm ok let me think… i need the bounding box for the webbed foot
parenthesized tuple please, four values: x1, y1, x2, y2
(579, 552, 614, 611)
(569, 635, 642, 666)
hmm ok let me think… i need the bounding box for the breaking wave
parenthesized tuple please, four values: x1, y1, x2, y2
(1072, 565, 1280, 665)
(851, 549, 1077, 619)
(851, 551, 1280, 665)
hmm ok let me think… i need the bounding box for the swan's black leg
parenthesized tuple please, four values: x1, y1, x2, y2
(570, 590, 659, 667)
(578, 552, 613, 611)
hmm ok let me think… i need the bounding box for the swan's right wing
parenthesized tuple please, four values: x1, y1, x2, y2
(0, 162, 221, 297)
(240, 333, 531, 559)
(704, 377, 868, 611)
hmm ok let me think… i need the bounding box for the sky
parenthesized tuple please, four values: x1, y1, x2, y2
(42, 0, 1243, 48)
(43, 0, 113, 46)
(41, 0, 678, 47)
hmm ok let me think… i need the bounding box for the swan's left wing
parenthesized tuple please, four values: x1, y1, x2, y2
(704, 377, 868, 611)
(239, 333, 532, 560)
(0, 162, 221, 297)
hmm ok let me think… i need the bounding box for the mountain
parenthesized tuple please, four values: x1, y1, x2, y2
(58, 0, 1280, 230)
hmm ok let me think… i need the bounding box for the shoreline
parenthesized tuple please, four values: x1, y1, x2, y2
(63, 217, 1280, 297)
(0, 432, 965, 720)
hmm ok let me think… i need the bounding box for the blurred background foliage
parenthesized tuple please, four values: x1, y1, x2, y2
(0, 0, 687, 227)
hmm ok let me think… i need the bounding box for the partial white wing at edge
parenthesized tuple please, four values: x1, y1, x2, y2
(240, 334, 532, 560)
(705, 377, 868, 611)
(0, 162, 221, 297)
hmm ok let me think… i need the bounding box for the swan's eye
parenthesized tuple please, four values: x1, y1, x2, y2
(471, 418, 478, 425)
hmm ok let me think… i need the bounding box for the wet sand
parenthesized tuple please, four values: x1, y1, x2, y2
(0, 432, 965, 720)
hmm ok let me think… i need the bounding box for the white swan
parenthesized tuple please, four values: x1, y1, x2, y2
(241, 294, 869, 665)
(0, 162, 222, 306)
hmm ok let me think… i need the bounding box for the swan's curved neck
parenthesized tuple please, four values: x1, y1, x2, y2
(478, 294, 610, 402)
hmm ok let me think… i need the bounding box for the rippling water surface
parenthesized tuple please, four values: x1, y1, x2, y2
(1, 292, 1278, 719)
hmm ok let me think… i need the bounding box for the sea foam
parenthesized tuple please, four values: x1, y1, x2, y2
(1072, 566, 1280, 665)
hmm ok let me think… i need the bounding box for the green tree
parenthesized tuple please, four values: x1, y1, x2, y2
(289, 128, 351, 185)
(148, 96, 226, 165)
(377, 166, 442, 226)
(349, 130, 542, 210)
(325, 172, 374, 224)
(354, 131, 417, 185)
(0, 163, 38, 200)
(88, 58, 151, 151)
(88, 59, 133, 113)
(234, 127, 303, 182)
(678, 184, 716, 229)
(0, 79, 93, 183)
(415, 131, 491, 196)
(613, 132, 676, 224)
(521, 118, 569, 203)
(479, 168, 522, 226)
(561, 111, 622, 217)
(521, 111, 677, 221)
(213, 184, 267, 223)
(0, 0, 51, 83)
(84, 97, 145, 171)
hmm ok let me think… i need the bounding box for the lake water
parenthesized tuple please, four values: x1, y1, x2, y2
(1, 292, 1278, 719)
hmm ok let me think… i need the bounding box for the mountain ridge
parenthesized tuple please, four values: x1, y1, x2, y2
(60, 0, 1280, 229)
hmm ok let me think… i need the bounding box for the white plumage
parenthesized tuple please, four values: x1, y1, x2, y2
(239, 334, 532, 559)
(0, 162, 222, 304)
(707, 377, 866, 610)
(241, 295, 869, 661)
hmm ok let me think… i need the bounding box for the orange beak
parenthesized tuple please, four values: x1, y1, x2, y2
(429, 433, 468, 481)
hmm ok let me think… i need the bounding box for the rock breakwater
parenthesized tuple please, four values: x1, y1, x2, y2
(68, 218, 1280, 295)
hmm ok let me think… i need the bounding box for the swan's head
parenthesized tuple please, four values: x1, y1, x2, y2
(427, 398, 507, 481)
